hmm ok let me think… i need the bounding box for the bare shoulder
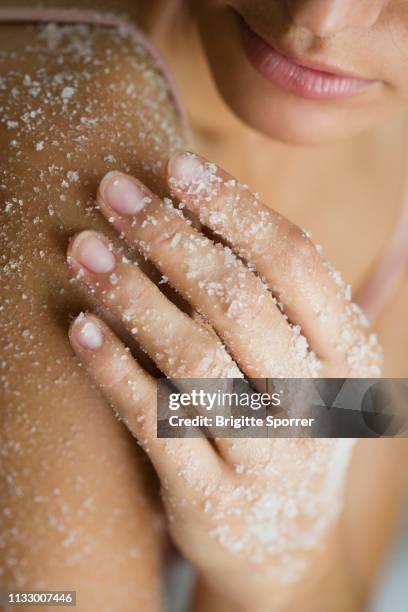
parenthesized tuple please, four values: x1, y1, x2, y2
(0, 19, 186, 397)
(0, 21, 184, 600)
(0, 20, 185, 197)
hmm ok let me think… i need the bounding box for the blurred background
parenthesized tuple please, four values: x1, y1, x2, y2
(370, 493, 408, 612)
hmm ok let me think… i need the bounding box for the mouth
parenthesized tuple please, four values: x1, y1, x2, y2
(236, 11, 378, 101)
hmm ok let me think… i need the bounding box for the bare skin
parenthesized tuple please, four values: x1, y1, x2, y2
(64, 154, 408, 612)
(1, 1, 408, 611)
(0, 19, 186, 611)
(152, 1, 408, 377)
(151, 9, 408, 603)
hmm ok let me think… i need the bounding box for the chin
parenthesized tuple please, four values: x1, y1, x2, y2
(210, 74, 384, 146)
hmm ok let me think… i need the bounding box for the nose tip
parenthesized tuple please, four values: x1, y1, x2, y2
(287, 0, 385, 38)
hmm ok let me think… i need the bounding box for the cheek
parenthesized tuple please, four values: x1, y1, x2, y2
(379, 22, 408, 101)
(232, 87, 405, 146)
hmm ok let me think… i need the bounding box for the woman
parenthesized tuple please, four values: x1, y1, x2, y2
(1, 1, 408, 610)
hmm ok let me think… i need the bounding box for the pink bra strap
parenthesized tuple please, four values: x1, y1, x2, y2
(356, 167, 408, 321)
(0, 7, 192, 145)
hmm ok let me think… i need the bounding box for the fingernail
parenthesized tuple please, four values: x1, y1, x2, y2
(100, 171, 151, 215)
(168, 152, 205, 187)
(70, 232, 116, 274)
(72, 314, 104, 350)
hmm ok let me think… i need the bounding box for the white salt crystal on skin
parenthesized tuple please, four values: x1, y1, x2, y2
(169, 232, 181, 248)
(61, 86, 75, 100)
(67, 170, 79, 183)
(103, 154, 116, 163)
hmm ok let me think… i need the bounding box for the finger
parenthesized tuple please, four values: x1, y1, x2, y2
(67, 231, 259, 459)
(167, 152, 382, 376)
(68, 312, 221, 495)
(67, 230, 241, 379)
(67, 232, 258, 461)
(68, 231, 284, 464)
(95, 172, 321, 378)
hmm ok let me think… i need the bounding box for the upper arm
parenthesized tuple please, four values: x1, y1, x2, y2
(0, 20, 185, 601)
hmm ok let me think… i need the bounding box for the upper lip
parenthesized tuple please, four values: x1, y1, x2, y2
(237, 11, 374, 82)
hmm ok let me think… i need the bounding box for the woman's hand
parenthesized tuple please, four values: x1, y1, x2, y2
(66, 152, 381, 609)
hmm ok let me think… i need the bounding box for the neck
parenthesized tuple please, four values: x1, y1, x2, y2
(143, 5, 408, 295)
(145, 3, 355, 181)
(146, 1, 257, 149)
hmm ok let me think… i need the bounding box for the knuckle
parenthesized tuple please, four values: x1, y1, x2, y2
(199, 263, 266, 324)
(224, 284, 269, 328)
(282, 224, 320, 277)
(154, 227, 184, 251)
(109, 270, 153, 313)
(174, 338, 223, 377)
(193, 344, 234, 378)
(100, 357, 135, 390)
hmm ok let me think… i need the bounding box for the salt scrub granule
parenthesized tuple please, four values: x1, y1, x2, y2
(169, 233, 181, 249)
(61, 86, 76, 100)
(67, 170, 79, 183)
(104, 154, 116, 164)
(170, 153, 223, 202)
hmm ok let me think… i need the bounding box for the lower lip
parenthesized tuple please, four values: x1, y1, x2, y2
(238, 16, 374, 101)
